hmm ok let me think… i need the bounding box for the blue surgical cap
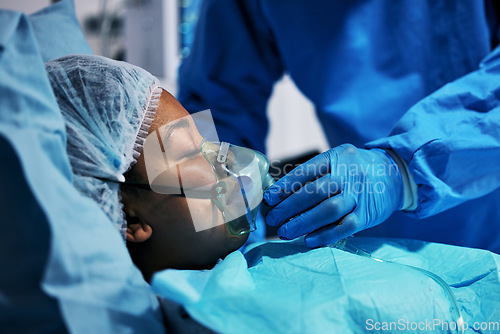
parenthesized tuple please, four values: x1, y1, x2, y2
(45, 55, 162, 238)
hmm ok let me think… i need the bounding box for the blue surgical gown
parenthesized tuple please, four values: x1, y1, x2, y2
(178, 0, 500, 253)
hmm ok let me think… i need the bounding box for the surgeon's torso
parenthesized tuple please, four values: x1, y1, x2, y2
(261, 0, 495, 146)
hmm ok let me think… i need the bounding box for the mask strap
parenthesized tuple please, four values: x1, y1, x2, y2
(217, 142, 230, 163)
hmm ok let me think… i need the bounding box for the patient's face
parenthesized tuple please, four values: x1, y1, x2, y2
(121, 90, 248, 277)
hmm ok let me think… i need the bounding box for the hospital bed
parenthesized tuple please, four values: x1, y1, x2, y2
(1, 1, 499, 333)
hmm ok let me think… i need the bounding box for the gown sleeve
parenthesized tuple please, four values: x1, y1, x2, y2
(367, 44, 500, 219)
(177, 0, 284, 153)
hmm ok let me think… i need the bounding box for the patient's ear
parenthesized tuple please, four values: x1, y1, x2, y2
(122, 194, 152, 242)
(126, 222, 153, 242)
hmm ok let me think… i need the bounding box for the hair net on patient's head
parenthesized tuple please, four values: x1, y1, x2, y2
(45, 55, 162, 238)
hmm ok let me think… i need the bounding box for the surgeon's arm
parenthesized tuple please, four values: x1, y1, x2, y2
(366, 44, 500, 218)
(264, 45, 500, 247)
(177, 0, 284, 153)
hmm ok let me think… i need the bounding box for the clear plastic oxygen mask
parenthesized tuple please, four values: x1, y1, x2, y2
(199, 139, 275, 235)
(142, 109, 274, 235)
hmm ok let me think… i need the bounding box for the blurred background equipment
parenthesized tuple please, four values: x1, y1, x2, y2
(124, 0, 179, 86)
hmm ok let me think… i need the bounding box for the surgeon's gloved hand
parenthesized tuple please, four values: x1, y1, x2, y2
(263, 144, 404, 248)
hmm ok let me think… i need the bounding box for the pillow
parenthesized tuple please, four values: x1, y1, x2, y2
(29, 0, 93, 62)
(0, 10, 164, 333)
(0, 135, 67, 332)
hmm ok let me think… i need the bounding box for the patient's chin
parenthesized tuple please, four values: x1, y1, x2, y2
(218, 228, 249, 258)
(191, 225, 249, 269)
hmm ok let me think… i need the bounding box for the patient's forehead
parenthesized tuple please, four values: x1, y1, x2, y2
(128, 89, 196, 182)
(149, 89, 190, 133)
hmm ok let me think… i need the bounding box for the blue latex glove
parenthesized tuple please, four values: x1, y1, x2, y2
(263, 144, 404, 247)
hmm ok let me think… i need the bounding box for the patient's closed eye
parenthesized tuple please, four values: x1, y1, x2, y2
(158, 118, 202, 162)
(162, 119, 190, 142)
